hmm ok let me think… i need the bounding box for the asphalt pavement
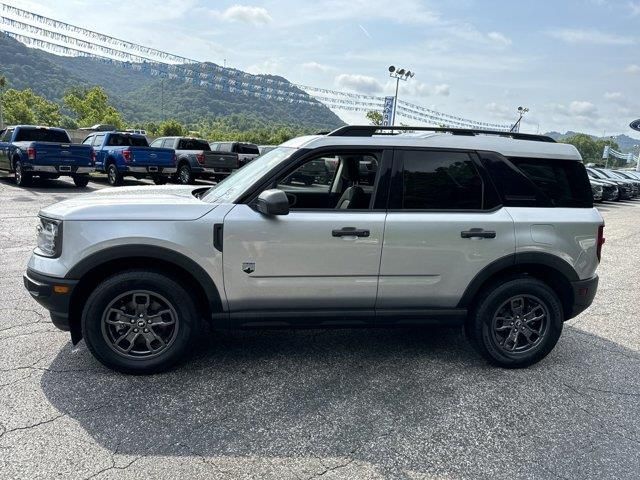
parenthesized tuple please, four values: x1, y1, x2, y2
(0, 175, 638, 479)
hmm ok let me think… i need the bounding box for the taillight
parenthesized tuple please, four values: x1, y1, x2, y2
(196, 153, 205, 165)
(122, 149, 132, 162)
(27, 147, 36, 160)
(90, 149, 96, 164)
(597, 224, 605, 261)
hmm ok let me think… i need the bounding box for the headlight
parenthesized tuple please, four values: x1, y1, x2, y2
(35, 217, 62, 257)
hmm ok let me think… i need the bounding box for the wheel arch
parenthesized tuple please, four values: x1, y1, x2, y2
(458, 252, 578, 320)
(66, 245, 223, 344)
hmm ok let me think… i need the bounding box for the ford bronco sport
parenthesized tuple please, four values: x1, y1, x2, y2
(24, 126, 603, 374)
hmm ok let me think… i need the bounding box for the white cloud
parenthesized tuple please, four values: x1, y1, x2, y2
(548, 29, 635, 46)
(334, 73, 383, 94)
(569, 101, 597, 116)
(626, 64, 640, 73)
(301, 61, 334, 73)
(220, 5, 272, 25)
(358, 24, 372, 39)
(604, 92, 623, 101)
(487, 31, 512, 46)
(246, 58, 281, 75)
(433, 84, 451, 96)
(630, 2, 640, 16)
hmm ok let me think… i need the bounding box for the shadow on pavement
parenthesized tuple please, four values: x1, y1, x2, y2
(39, 325, 640, 478)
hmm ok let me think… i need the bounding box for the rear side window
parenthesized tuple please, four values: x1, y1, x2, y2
(238, 144, 259, 155)
(509, 158, 593, 208)
(179, 139, 210, 150)
(15, 128, 70, 143)
(107, 134, 149, 147)
(400, 150, 484, 210)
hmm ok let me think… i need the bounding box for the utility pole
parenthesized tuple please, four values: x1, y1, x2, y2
(388, 66, 414, 126)
(510, 106, 529, 132)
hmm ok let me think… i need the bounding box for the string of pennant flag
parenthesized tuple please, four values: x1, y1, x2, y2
(0, 3, 511, 130)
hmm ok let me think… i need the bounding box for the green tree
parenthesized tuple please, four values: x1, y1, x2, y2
(366, 110, 383, 126)
(63, 86, 124, 129)
(158, 119, 186, 136)
(561, 134, 619, 163)
(1, 88, 61, 126)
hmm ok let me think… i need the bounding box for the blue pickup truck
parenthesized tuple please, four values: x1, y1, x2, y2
(0, 125, 95, 187)
(83, 131, 176, 186)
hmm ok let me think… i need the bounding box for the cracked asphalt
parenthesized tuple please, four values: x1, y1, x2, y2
(0, 175, 638, 480)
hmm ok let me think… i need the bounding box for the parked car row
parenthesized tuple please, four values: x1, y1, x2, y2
(587, 167, 640, 202)
(0, 125, 261, 188)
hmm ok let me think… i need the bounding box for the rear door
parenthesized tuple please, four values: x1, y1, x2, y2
(377, 148, 515, 316)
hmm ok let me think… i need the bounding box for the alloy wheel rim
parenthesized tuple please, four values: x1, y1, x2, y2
(16, 163, 22, 183)
(491, 294, 548, 354)
(108, 166, 116, 183)
(179, 166, 190, 183)
(101, 290, 179, 359)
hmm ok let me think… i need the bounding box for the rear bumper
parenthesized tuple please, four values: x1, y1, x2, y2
(27, 165, 94, 175)
(202, 167, 233, 176)
(125, 166, 177, 174)
(569, 275, 598, 319)
(23, 269, 77, 331)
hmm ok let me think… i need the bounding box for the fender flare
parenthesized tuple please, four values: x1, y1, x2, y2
(66, 244, 223, 313)
(457, 252, 578, 308)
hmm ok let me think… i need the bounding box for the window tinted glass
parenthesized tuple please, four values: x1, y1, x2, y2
(93, 134, 105, 146)
(15, 128, 70, 143)
(179, 139, 210, 150)
(510, 158, 593, 208)
(479, 151, 546, 207)
(107, 134, 149, 147)
(401, 151, 483, 210)
(238, 144, 259, 155)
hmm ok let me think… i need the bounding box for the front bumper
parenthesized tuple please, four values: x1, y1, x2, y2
(569, 275, 599, 319)
(23, 269, 77, 331)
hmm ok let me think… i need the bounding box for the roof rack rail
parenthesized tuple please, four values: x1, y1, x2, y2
(326, 125, 556, 143)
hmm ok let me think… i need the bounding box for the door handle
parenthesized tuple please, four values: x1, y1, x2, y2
(461, 228, 496, 239)
(332, 227, 370, 238)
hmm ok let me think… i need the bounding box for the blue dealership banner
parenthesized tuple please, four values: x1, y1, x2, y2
(382, 96, 395, 126)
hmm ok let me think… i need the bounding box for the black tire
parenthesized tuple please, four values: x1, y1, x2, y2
(82, 270, 200, 374)
(107, 163, 123, 186)
(73, 175, 90, 188)
(466, 277, 563, 368)
(14, 160, 32, 187)
(153, 176, 168, 185)
(176, 163, 193, 184)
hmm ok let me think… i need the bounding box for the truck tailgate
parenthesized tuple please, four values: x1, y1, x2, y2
(29, 142, 93, 167)
(129, 147, 175, 166)
(203, 151, 238, 169)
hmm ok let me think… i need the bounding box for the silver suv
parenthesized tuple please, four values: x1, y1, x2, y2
(23, 126, 604, 374)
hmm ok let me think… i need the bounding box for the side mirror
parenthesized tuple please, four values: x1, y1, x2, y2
(255, 189, 289, 216)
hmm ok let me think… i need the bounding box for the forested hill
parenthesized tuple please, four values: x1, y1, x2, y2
(0, 34, 343, 129)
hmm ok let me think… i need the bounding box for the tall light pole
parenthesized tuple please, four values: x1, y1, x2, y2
(510, 106, 529, 132)
(388, 66, 414, 126)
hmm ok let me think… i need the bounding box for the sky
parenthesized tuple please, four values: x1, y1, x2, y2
(6, 0, 640, 138)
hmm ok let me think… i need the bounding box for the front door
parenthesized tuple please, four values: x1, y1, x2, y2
(0, 128, 13, 171)
(222, 149, 390, 325)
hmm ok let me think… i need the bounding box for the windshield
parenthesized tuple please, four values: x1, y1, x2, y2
(201, 146, 297, 203)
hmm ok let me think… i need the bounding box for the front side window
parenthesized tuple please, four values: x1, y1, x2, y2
(149, 138, 163, 148)
(93, 134, 105, 147)
(400, 150, 483, 210)
(1, 129, 14, 142)
(81, 136, 94, 145)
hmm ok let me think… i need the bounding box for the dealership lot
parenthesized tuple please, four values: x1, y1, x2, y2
(0, 177, 638, 479)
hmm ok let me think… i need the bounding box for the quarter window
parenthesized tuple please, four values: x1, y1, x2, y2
(400, 150, 483, 210)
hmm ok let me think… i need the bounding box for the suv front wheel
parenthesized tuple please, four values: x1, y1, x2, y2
(81, 270, 199, 374)
(467, 277, 563, 368)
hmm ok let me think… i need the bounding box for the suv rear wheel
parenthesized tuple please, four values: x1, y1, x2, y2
(81, 270, 199, 374)
(107, 163, 123, 186)
(14, 160, 32, 187)
(467, 277, 563, 368)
